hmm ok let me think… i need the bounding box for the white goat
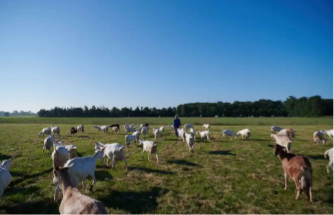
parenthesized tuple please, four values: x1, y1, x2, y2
(140, 126, 148, 138)
(222, 130, 237, 140)
(184, 124, 194, 129)
(51, 125, 61, 136)
(95, 142, 127, 170)
(236, 128, 251, 140)
(153, 128, 160, 140)
(77, 125, 84, 133)
(178, 128, 186, 142)
(168, 124, 174, 130)
(53, 149, 104, 202)
(321, 129, 333, 139)
(324, 148, 333, 173)
(185, 132, 195, 153)
(94, 125, 108, 133)
(52, 144, 69, 170)
(270, 133, 292, 153)
(0, 159, 12, 200)
(202, 124, 210, 130)
(65, 144, 78, 159)
(197, 130, 211, 142)
(38, 127, 51, 137)
(111, 126, 119, 134)
(139, 139, 159, 163)
(132, 131, 140, 143)
(271, 126, 282, 134)
(277, 128, 295, 140)
(125, 135, 136, 146)
(43, 135, 55, 155)
(159, 126, 164, 132)
(313, 131, 327, 145)
(125, 126, 136, 134)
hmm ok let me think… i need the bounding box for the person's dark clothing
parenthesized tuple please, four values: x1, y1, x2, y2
(174, 118, 181, 137)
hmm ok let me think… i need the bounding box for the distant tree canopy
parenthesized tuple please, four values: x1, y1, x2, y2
(0, 110, 36, 117)
(37, 96, 333, 118)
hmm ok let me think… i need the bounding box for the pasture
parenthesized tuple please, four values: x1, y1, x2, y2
(0, 118, 333, 214)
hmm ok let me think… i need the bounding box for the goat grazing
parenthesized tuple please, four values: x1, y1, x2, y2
(139, 139, 159, 163)
(95, 142, 128, 170)
(321, 129, 333, 139)
(70, 127, 77, 135)
(236, 128, 251, 140)
(125, 126, 136, 134)
(94, 125, 108, 133)
(55, 164, 108, 214)
(51, 125, 61, 136)
(0, 158, 12, 200)
(168, 124, 174, 130)
(222, 130, 237, 140)
(109, 124, 120, 130)
(77, 125, 84, 133)
(38, 127, 51, 137)
(274, 144, 313, 202)
(202, 124, 210, 130)
(313, 131, 327, 145)
(184, 124, 194, 129)
(43, 135, 55, 155)
(197, 130, 210, 142)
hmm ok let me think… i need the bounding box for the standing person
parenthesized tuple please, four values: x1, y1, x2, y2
(173, 115, 181, 137)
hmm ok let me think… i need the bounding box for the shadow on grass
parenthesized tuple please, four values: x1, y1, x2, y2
(307, 155, 326, 160)
(267, 144, 274, 148)
(0, 154, 13, 160)
(167, 159, 201, 167)
(209, 150, 236, 156)
(78, 135, 91, 139)
(0, 199, 58, 214)
(95, 170, 113, 181)
(128, 167, 174, 175)
(10, 167, 53, 187)
(99, 186, 168, 214)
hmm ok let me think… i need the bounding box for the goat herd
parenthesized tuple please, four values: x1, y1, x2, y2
(0, 123, 333, 214)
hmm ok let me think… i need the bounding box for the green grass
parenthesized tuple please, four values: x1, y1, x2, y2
(0, 120, 332, 214)
(0, 116, 333, 125)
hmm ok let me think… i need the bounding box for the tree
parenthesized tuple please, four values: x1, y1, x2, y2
(4, 112, 9, 117)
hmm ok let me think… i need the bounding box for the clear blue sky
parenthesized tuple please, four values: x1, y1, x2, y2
(0, 0, 332, 112)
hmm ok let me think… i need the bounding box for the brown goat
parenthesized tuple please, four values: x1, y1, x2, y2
(56, 165, 108, 214)
(274, 144, 313, 202)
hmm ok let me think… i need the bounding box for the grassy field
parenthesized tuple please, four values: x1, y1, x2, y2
(0, 116, 333, 125)
(0, 119, 333, 213)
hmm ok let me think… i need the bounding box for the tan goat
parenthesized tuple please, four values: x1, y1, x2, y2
(274, 144, 313, 202)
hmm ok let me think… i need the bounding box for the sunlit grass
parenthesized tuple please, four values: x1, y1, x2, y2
(0, 122, 332, 214)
